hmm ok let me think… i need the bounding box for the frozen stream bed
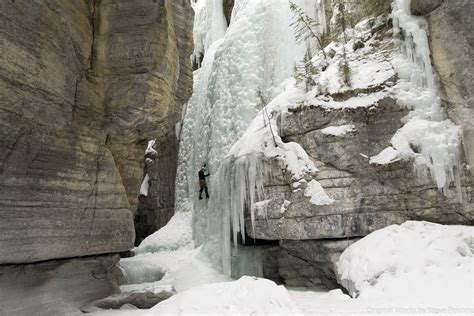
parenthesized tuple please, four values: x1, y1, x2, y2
(88, 220, 473, 315)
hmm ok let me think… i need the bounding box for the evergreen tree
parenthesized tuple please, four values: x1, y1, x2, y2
(289, 1, 328, 61)
(256, 88, 277, 147)
(294, 48, 319, 93)
(334, 0, 351, 86)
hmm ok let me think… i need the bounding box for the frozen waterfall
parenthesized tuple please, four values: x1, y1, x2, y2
(175, 0, 324, 275)
(389, 0, 461, 196)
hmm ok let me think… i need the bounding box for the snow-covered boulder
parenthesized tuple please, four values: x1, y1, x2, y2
(150, 276, 303, 315)
(337, 221, 473, 308)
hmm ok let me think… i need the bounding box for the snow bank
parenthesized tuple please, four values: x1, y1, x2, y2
(369, 147, 399, 165)
(91, 277, 302, 316)
(151, 276, 303, 315)
(337, 221, 473, 309)
(119, 211, 229, 295)
(134, 212, 193, 254)
(120, 210, 211, 289)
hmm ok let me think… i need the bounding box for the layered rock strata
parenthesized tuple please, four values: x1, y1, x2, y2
(0, 0, 193, 264)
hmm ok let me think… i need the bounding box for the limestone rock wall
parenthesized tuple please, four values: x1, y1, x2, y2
(0, 0, 193, 264)
(240, 15, 473, 287)
(0, 255, 122, 315)
(135, 134, 179, 245)
(422, 0, 474, 176)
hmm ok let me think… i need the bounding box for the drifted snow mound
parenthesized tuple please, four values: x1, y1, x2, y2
(337, 221, 473, 308)
(150, 276, 303, 315)
(134, 212, 193, 254)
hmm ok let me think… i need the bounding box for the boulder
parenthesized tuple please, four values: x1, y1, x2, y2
(82, 287, 175, 311)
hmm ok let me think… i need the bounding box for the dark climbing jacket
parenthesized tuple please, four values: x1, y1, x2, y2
(198, 169, 210, 181)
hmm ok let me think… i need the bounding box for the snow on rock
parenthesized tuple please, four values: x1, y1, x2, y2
(321, 124, 356, 136)
(311, 16, 396, 96)
(289, 288, 366, 316)
(145, 140, 157, 155)
(304, 179, 334, 205)
(119, 247, 198, 286)
(227, 102, 317, 182)
(139, 174, 150, 197)
(337, 221, 474, 309)
(91, 277, 303, 315)
(280, 200, 291, 213)
(259, 17, 395, 113)
(254, 199, 271, 218)
(315, 91, 389, 110)
(151, 276, 303, 315)
(369, 147, 400, 165)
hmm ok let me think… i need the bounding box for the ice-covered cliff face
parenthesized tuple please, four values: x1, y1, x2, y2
(388, 0, 461, 195)
(192, 0, 227, 67)
(175, 0, 324, 273)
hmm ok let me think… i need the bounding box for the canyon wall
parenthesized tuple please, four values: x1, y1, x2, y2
(0, 0, 193, 312)
(0, 0, 193, 264)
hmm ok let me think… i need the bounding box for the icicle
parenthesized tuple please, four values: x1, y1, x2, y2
(192, 0, 227, 65)
(218, 153, 267, 275)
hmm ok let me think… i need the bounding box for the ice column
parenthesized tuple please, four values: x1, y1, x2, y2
(391, 0, 461, 195)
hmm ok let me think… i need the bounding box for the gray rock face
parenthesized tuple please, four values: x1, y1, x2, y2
(427, 0, 474, 176)
(0, 0, 193, 263)
(279, 239, 357, 289)
(249, 100, 472, 241)
(411, 0, 444, 16)
(238, 20, 473, 287)
(223, 0, 235, 25)
(82, 287, 175, 311)
(135, 134, 180, 244)
(0, 255, 122, 315)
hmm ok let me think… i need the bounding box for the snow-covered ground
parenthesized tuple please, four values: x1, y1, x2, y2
(117, 210, 230, 296)
(91, 220, 473, 315)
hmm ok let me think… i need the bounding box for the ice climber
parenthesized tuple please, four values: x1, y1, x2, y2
(198, 165, 210, 199)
